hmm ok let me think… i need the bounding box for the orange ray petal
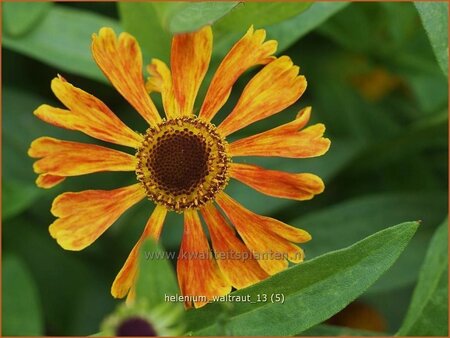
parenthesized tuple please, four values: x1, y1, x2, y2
(34, 76, 143, 148)
(171, 26, 212, 116)
(177, 209, 231, 308)
(36, 174, 66, 189)
(230, 163, 324, 201)
(146, 58, 178, 119)
(217, 56, 307, 136)
(111, 205, 167, 299)
(201, 203, 268, 289)
(92, 27, 161, 126)
(29, 137, 136, 177)
(216, 192, 310, 275)
(229, 107, 331, 158)
(199, 26, 277, 122)
(49, 184, 146, 251)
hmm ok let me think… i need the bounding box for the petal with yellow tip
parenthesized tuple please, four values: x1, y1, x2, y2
(34, 76, 142, 148)
(230, 163, 324, 201)
(216, 192, 309, 275)
(201, 203, 268, 290)
(199, 26, 277, 122)
(91, 27, 161, 126)
(171, 26, 212, 116)
(229, 107, 331, 158)
(29, 137, 136, 177)
(146, 59, 178, 119)
(49, 184, 146, 251)
(177, 210, 231, 308)
(217, 56, 307, 136)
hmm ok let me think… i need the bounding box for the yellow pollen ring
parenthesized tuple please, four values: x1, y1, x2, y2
(136, 117, 230, 212)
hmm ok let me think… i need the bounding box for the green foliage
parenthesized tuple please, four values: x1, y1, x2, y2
(2, 179, 41, 221)
(3, 255, 43, 335)
(2, 2, 52, 37)
(185, 222, 418, 335)
(397, 218, 448, 336)
(301, 324, 378, 336)
(3, 6, 121, 82)
(265, 2, 350, 53)
(297, 192, 447, 294)
(214, 2, 311, 34)
(415, 2, 449, 76)
(136, 239, 180, 307)
(154, 2, 239, 33)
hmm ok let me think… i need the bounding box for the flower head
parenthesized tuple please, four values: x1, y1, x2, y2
(29, 25, 330, 308)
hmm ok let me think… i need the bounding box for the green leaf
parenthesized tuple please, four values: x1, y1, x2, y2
(2, 179, 41, 221)
(2, 5, 121, 83)
(3, 255, 43, 335)
(415, 2, 449, 76)
(211, 2, 313, 59)
(3, 2, 52, 37)
(215, 2, 311, 33)
(397, 218, 448, 336)
(301, 323, 378, 336)
(185, 222, 419, 335)
(296, 192, 447, 293)
(136, 239, 180, 307)
(157, 2, 239, 33)
(265, 2, 350, 53)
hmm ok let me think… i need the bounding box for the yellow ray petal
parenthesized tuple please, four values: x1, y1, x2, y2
(217, 56, 306, 136)
(146, 58, 178, 119)
(36, 174, 65, 189)
(49, 184, 146, 251)
(34, 76, 143, 148)
(201, 203, 268, 289)
(216, 192, 309, 275)
(29, 137, 136, 177)
(177, 209, 230, 308)
(171, 26, 212, 116)
(199, 26, 277, 122)
(92, 27, 162, 126)
(229, 106, 331, 158)
(230, 163, 324, 201)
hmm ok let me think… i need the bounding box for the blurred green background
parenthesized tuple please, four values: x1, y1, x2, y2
(2, 1, 448, 336)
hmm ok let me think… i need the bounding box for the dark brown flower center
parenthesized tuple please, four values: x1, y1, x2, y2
(149, 130, 210, 195)
(136, 117, 229, 212)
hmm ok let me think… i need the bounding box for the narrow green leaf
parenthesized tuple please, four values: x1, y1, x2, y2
(415, 2, 449, 76)
(2, 179, 41, 221)
(3, 255, 43, 335)
(3, 2, 52, 37)
(185, 222, 419, 335)
(136, 239, 180, 307)
(296, 192, 447, 293)
(2, 6, 121, 83)
(397, 218, 448, 336)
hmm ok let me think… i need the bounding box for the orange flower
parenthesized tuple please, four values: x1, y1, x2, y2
(28, 26, 330, 308)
